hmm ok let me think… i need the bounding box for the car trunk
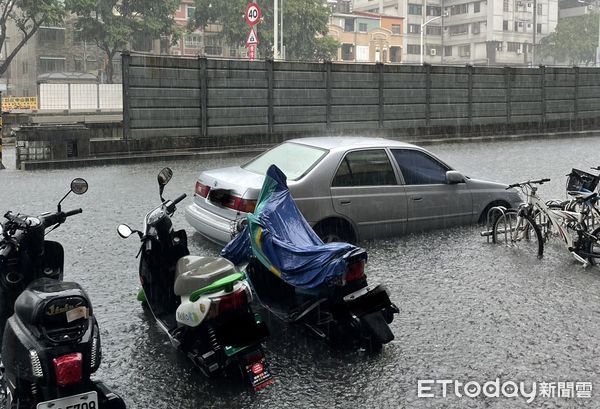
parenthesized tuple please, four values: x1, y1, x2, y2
(195, 167, 265, 219)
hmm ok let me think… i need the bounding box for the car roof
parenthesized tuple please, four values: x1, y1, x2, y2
(285, 136, 418, 152)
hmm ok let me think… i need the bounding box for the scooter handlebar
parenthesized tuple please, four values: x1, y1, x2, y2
(172, 194, 187, 206)
(41, 208, 82, 227)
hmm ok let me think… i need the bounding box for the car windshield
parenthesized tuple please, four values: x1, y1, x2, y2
(242, 142, 327, 180)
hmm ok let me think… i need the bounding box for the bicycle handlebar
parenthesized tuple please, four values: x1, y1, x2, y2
(506, 178, 551, 189)
(40, 208, 82, 227)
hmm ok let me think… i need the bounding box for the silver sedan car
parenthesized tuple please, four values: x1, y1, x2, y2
(185, 137, 522, 244)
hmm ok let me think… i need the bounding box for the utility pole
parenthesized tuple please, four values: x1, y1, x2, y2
(532, 0, 537, 66)
(274, 0, 279, 59)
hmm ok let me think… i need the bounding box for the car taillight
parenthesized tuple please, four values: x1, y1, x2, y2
(211, 288, 248, 315)
(233, 197, 257, 213)
(345, 260, 366, 282)
(195, 181, 210, 198)
(53, 353, 83, 387)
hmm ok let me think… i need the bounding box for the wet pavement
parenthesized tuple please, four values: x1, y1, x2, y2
(2, 136, 600, 408)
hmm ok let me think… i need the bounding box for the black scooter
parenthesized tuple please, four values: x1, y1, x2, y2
(223, 164, 399, 351)
(0, 179, 125, 409)
(118, 168, 273, 391)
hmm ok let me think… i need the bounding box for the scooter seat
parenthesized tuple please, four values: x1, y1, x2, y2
(174, 255, 240, 297)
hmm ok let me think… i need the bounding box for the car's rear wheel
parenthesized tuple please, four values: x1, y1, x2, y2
(313, 220, 355, 244)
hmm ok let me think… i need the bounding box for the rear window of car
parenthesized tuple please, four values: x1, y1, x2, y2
(242, 142, 327, 180)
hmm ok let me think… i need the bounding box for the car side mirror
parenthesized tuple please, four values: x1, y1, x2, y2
(446, 170, 465, 184)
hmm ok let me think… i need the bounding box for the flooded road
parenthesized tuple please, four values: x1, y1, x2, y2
(2, 136, 600, 408)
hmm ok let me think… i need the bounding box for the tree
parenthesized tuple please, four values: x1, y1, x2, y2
(0, 0, 64, 77)
(66, 0, 180, 83)
(191, 0, 339, 61)
(537, 13, 599, 66)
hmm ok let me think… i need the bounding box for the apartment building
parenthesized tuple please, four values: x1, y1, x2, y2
(171, 0, 245, 58)
(354, 0, 559, 65)
(328, 11, 404, 62)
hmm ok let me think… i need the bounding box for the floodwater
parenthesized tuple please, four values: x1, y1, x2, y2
(2, 135, 600, 408)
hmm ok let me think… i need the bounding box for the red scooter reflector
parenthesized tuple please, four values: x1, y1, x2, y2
(53, 352, 83, 387)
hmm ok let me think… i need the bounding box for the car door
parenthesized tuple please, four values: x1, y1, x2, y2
(390, 148, 473, 233)
(330, 149, 408, 240)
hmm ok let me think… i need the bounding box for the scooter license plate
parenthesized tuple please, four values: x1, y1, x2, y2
(37, 391, 98, 409)
(245, 358, 275, 391)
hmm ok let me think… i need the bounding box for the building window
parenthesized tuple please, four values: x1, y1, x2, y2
(341, 43, 354, 60)
(514, 21, 519, 31)
(426, 25, 442, 35)
(187, 6, 195, 19)
(184, 34, 202, 48)
(427, 6, 442, 15)
(503, 20, 509, 31)
(496, 41, 504, 51)
(428, 45, 442, 56)
(204, 36, 222, 55)
(229, 47, 238, 57)
(444, 46, 452, 56)
(458, 45, 471, 57)
(503, 0, 509, 12)
(537, 23, 542, 33)
(39, 57, 66, 73)
(471, 22, 480, 34)
(38, 27, 65, 45)
(537, 3, 542, 14)
(449, 24, 469, 35)
(507, 42, 520, 52)
(408, 3, 423, 14)
(407, 44, 421, 54)
(391, 24, 401, 35)
(74, 58, 82, 72)
(408, 24, 421, 34)
(358, 22, 368, 32)
(390, 46, 402, 62)
(473, 1, 481, 12)
(451, 4, 468, 15)
(86, 58, 98, 71)
(344, 18, 355, 32)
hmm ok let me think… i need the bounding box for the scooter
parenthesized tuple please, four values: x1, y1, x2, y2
(117, 168, 273, 391)
(222, 165, 399, 351)
(0, 178, 126, 409)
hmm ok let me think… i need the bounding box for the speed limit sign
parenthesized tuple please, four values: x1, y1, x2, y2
(245, 2, 262, 26)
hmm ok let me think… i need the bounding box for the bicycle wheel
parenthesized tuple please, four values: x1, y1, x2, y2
(585, 226, 600, 266)
(492, 210, 544, 258)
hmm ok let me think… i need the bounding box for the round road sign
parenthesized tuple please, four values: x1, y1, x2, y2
(245, 2, 262, 26)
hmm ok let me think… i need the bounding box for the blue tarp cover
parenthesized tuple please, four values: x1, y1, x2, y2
(221, 165, 365, 289)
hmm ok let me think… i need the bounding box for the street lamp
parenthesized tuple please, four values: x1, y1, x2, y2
(420, 15, 444, 65)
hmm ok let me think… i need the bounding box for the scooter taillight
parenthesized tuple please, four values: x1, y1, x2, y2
(53, 352, 83, 387)
(213, 288, 248, 315)
(345, 259, 366, 282)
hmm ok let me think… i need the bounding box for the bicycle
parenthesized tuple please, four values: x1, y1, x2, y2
(491, 178, 600, 266)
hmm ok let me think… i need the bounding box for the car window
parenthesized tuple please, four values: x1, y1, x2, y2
(392, 149, 448, 185)
(243, 142, 327, 180)
(332, 149, 397, 187)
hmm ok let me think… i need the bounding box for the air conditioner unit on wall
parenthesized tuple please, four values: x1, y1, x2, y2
(431, 48, 437, 56)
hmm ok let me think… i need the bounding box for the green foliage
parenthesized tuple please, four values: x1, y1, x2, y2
(191, 0, 339, 61)
(538, 13, 599, 66)
(66, 0, 180, 82)
(0, 0, 66, 76)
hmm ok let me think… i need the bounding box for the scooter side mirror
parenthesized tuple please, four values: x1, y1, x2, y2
(117, 224, 134, 239)
(70, 178, 89, 195)
(57, 178, 89, 212)
(158, 168, 173, 202)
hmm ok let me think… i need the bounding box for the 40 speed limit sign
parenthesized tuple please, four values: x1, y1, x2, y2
(245, 2, 262, 26)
